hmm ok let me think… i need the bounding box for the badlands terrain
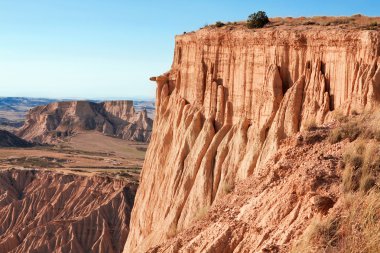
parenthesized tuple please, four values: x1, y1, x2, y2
(0, 100, 152, 252)
(0, 15, 380, 253)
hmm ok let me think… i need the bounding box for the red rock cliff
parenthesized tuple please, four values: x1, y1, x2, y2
(124, 25, 380, 252)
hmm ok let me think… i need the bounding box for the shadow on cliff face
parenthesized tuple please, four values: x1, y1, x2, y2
(0, 169, 137, 253)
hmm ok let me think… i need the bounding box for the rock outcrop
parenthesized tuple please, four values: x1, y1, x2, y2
(0, 130, 34, 147)
(124, 25, 380, 252)
(16, 101, 153, 144)
(0, 169, 137, 253)
(145, 127, 343, 252)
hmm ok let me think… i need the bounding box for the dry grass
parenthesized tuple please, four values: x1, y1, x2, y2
(293, 110, 380, 252)
(269, 15, 380, 30)
(195, 206, 210, 221)
(304, 119, 318, 131)
(221, 181, 235, 195)
(328, 110, 380, 144)
(342, 141, 380, 193)
(291, 215, 340, 252)
(292, 191, 380, 253)
(328, 122, 361, 144)
(201, 15, 380, 31)
(335, 111, 380, 192)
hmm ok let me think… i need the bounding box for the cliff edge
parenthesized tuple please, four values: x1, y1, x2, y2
(125, 22, 380, 252)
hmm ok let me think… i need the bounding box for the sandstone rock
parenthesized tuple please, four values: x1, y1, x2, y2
(125, 26, 380, 252)
(16, 100, 153, 144)
(0, 169, 137, 253)
(142, 127, 344, 252)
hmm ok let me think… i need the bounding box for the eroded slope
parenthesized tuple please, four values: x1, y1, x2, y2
(148, 112, 380, 252)
(0, 169, 137, 253)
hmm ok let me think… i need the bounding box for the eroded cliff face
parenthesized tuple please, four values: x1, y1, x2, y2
(0, 169, 137, 253)
(17, 100, 153, 143)
(125, 26, 380, 252)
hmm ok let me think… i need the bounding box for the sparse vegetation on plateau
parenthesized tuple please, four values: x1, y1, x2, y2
(215, 21, 225, 28)
(247, 11, 269, 28)
(268, 15, 380, 30)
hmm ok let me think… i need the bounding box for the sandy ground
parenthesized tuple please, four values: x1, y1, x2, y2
(0, 131, 147, 179)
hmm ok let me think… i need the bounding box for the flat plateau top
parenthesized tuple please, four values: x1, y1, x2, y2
(180, 15, 380, 36)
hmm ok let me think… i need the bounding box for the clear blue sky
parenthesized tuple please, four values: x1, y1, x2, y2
(0, 1, 378, 99)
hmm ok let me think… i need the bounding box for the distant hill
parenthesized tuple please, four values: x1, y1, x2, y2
(0, 130, 34, 147)
(0, 98, 156, 132)
(0, 97, 56, 112)
(16, 100, 153, 144)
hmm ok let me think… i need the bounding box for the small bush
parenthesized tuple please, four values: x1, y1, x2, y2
(221, 181, 234, 194)
(332, 110, 348, 123)
(292, 192, 380, 253)
(342, 141, 379, 193)
(195, 206, 209, 220)
(342, 166, 359, 192)
(247, 11, 269, 29)
(360, 175, 376, 193)
(305, 119, 317, 131)
(215, 21, 225, 28)
(303, 21, 317, 25)
(363, 128, 380, 141)
(291, 216, 341, 252)
(328, 122, 361, 144)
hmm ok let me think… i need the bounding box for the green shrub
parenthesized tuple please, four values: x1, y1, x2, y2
(247, 11, 269, 28)
(303, 21, 317, 25)
(215, 21, 225, 28)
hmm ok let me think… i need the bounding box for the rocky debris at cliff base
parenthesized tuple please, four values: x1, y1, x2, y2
(147, 124, 343, 252)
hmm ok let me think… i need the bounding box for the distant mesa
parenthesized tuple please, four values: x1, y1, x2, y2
(0, 130, 34, 147)
(16, 100, 153, 144)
